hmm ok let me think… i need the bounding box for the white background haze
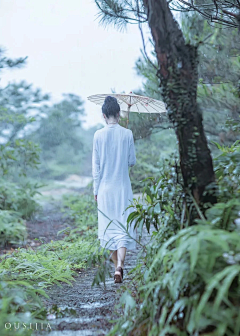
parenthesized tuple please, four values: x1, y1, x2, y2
(0, 0, 151, 128)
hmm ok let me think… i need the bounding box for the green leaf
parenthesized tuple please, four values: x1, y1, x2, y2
(190, 238, 200, 272)
(213, 265, 240, 311)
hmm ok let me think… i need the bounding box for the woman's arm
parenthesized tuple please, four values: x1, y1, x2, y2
(128, 131, 136, 167)
(92, 133, 100, 197)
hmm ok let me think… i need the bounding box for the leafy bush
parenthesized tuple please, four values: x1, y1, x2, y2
(127, 155, 183, 237)
(0, 210, 27, 247)
(129, 130, 177, 193)
(111, 224, 240, 336)
(105, 141, 240, 336)
(213, 140, 240, 202)
(61, 189, 98, 232)
(0, 136, 41, 179)
(0, 112, 44, 246)
(0, 192, 100, 287)
(0, 191, 101, 334)
(0, 280, 48, 336)
(0, 245, 76, 287)
(0, 180, 42, 220)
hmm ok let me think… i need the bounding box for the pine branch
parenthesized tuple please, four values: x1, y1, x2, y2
(94, 0, 147, 30)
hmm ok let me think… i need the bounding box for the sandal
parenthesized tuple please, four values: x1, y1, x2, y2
(114, 266, 123, 283)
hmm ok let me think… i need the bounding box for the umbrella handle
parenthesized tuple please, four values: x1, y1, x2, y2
(126, 105, 131, 129)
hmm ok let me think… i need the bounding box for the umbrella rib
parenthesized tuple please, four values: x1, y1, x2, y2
(147, 101, 166, 112)
(119, 97, 130, 105)
(135, 103, 140, 113)
(140, 96, 165, 107)
(149, 99, 166, 108)
(88, 95, 107, 99)
(132, 97, 148, 112)
(136, 97, 160, 113)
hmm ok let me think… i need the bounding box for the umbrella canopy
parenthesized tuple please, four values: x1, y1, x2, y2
(87, 92, 166, 114)
(87, 92, 166, 128)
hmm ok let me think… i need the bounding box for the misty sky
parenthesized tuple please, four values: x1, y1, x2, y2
(0, 0, 151, 129)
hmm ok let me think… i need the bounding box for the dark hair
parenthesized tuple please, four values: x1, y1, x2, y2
(102, 96, 120, 118)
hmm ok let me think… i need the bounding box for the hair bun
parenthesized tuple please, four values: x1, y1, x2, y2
(102, 95, 120, 119)
(105, 96, 116, 104)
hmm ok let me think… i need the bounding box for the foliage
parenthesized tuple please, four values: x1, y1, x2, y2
(134, 49, 162, 101)
(127, 154, 182, 235)
(183, 13, 240, 146)
(0, 191, 101, 333)
(0, 244, 76, 287)
(0, 113, 43, 246)
(169, 0, 240, 29)
(0, 280, 48, 336)
(31, 94, 85, 154)
(61, 189, 98, 230)
(213, 140, 240, 201)
(0, 95, 44, 248)
(0, 48, 102, 333)
(0, 190, 100, 282)
(87, 246, 113, 287)
(94, 0, 147, 31)
(0, 211, 27, 247)
(0, 131, 44, 246)
(102, 141, 240, 336)
(0, 179, 42, 219)
(27, 94, 100, 179)
(130, 130, 177, 193)
(0, 50, 49, 249)
(0, 116, 42, 179)
(0, 81, 50, 144)
(135, 14, 240, 147)
(110, 225, 240, 336)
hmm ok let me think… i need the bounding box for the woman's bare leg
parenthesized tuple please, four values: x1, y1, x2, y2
(117, 247, 127, 268)
(110, 250, 118, 269)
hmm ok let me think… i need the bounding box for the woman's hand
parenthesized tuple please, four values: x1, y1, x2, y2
(94, 195, 97, 202)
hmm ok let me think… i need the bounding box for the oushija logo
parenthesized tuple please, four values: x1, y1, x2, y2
(4, 322, 52, 331)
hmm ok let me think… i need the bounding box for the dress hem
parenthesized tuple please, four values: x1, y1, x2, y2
(98, 238, 136, 251)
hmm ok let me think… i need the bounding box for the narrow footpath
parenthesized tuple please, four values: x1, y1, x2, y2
(30, 198, 149, 336)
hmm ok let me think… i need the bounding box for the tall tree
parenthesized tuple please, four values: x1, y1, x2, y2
(95, 0, 217, 215)
(0, 81, 50, 143)
(0, 50, 45, 179)
(192, 17, 240, 143)
(135, 13, 240, 144)
(31, 93, 86, 161)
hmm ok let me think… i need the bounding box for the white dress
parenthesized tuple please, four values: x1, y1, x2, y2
(92, 123, 137, 250)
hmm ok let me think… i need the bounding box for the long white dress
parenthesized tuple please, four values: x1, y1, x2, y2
(92, 123, 137, 250)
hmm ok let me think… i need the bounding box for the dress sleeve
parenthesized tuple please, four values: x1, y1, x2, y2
(128, 131, 136, 167)
(92, 133, 100, 195)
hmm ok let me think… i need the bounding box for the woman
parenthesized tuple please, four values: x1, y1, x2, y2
(92, 96, 137, 283)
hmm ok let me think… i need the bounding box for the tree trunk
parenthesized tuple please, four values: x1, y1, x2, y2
(143, 0, 217, 214)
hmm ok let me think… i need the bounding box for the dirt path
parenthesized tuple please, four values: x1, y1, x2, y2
(36, 247, 144, 336)
(29, 193, 148, 336)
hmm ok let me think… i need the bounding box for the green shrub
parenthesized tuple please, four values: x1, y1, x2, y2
(0, 280, 48, 336)
(61, 190, 98, 232)
(0, 179, 42, 220)
(0, 190, 101, 334)
(0, 210, 27, 247)
(0, 137, 41, 179)
(127, 155, 183, 237)
(129, 130, 177, 193)
(111, 223, 240, 336)
(213, 140, 240, 202)
(106, 142, 240, 336)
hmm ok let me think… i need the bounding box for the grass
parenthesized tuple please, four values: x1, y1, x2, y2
(0, 188, 103, 335)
